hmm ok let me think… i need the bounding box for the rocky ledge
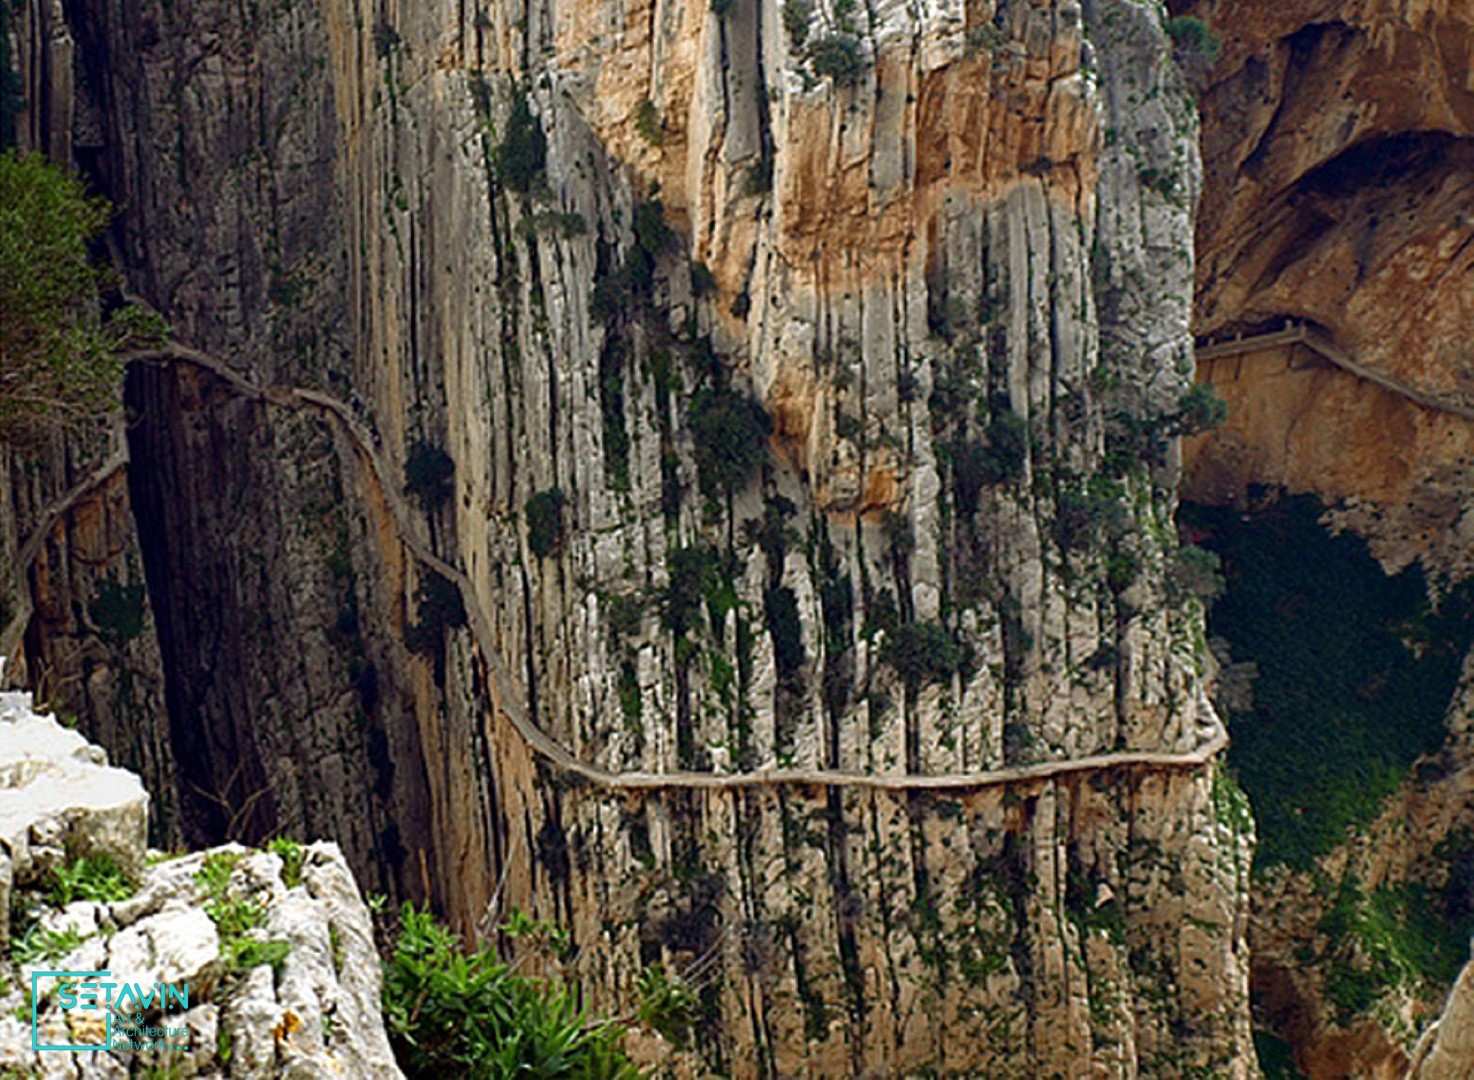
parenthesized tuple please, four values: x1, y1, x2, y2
(0, 677, 402, 1079)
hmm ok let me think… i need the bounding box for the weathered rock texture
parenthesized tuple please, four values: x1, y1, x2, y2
(1409, 949, 1474, 1080)
(1182, 0, 1474, 574)
(4, 0, 1258, 1074)
(1179, 0, 1474, 1075)
(0, 682, 402, 1079)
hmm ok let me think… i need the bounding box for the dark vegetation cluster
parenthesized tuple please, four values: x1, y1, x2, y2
(1185, 494, 1474, 870)
(783, 0, 866, 86)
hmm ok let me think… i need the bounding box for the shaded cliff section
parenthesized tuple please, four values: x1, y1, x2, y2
(5, 0, 1257, 1074)
(1177, 1, 1474, 1076)
(1, 0, 443, 902)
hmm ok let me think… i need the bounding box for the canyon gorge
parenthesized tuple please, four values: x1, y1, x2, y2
(1, 0, 1472, 1075)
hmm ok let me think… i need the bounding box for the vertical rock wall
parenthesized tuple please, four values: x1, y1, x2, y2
(4, 0, 1256, 1073)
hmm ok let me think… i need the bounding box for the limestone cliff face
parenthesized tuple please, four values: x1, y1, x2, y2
(5, 0, 1255, 1074)
(1182, 0, 1474, 573)
(1179, 1, 1474, 1075)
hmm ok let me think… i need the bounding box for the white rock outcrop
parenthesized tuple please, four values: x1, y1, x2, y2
(0, 677, 404, 1079)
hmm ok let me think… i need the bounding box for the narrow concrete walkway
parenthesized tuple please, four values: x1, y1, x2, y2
(5, 342, 1230, 792)
(1196, 321, 1474, 421)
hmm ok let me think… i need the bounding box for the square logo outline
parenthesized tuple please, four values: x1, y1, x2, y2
(30, 969, 112, 1052)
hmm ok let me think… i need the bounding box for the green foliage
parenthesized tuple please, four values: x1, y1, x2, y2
(403, 441, 455, 508)
(89, 577, 147, 643)
(0, 151, 165, 442)
(1165, 16, 1222, 62)
(268, 837, 305, 888)
(497, 91, 547, 194)
(633, 100, 663, 148)
(710, 0, 736, 14)
(195, 851, 242, 898)
(11, 924, 87, 965)
(632, 199, 672, 258)
(1211, 768, 1254, 836)
(196, 851, 293, 980)
(881, 621, 961, 691)
(948, 411, 1028, 514)
(764, 585, 804, 679)
(48, 854, 136, 906)
(636, 964, 698, 1047)
(984, 411, 1029, 481)
(782, 0, 812, 48)
(688, 385, 770, 500)
(807, 33, 864, 85)
(1166, 544, 1225, 603)
(1318, 872, 1474, 1023)
(1054, 477, 1125, 553)
(383, 905, 642, 1079)
(406, 571, 468, 655)
(664, 545, 719, 636)
(1173, 381, 1228, 435)
(525, 488, 567, 559)
(1186, 496, 1474, 870)
(1254, 1030, 1305, 1080)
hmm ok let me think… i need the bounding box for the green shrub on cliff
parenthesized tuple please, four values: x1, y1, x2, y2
(881, 621, 961, 691)
(807, 32, 864, 85)
(0, 151, 163, 443)
(1165, 16, 1221, 62)
(497, 91, 546, 194)
(1185, 495, 1474, 870)
(525, 488, 567, 559)
(383, 905, 642, 1078)
(403, 441, 455, 507)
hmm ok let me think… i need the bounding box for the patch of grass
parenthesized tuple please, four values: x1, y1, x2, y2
(11, 924, 88, 965)
(195, 851, 293, 981)
(1184, 495, 1474, 870)
(47, 854, 136, 906)
(267, 837, 304, 888)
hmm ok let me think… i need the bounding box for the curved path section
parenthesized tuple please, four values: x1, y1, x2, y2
(7, 342, 1231, 792)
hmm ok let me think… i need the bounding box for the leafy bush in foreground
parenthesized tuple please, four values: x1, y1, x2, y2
(0, 151, 165, 442)
(383, 906, 642, 1078)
